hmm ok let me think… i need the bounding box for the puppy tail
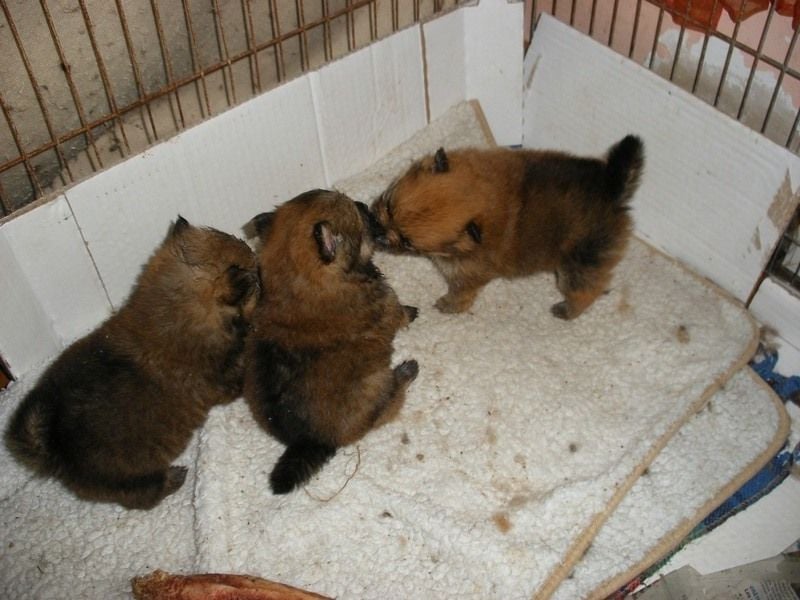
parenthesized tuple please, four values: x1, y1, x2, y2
(605, 135, 644, 207)
(5, 393, 55, 475)
(269, 440, 337, 494)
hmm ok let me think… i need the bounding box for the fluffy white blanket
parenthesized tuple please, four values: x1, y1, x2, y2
(0, 102, 786, 600)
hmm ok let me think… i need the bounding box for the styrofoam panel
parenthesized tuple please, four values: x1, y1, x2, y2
(749, 278, 800, 360)
(423, 9, 467, 124)
(424, 0, 523, 146)
(464, 0, 524, 146)
(0, 197, 110, 350)
(524, 14, 800, 302)
(165, 76, 326, 231)
(0, 234, 61, 377)
(66, 76, 325, 308)
(310, 25, 427, 184)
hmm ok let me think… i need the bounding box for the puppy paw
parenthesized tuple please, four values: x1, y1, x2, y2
(550, 301, 573, 320)
(394, 360, 419, 384)
(435, 294, 469, 314)
(165, 466, 189, 495)
(403, 305, 419, 322)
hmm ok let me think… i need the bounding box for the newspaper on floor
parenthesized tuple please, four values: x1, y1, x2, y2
(634, 540, 800, 600)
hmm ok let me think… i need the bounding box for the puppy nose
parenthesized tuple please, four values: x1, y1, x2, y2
(365, 215, 388, 243)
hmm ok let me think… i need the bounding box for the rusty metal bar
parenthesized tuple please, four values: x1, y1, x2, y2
(114, 0, 157, 143)
(77, 0, 130, 155)
(269, 0, 286, 82)
(648, 6, 665, 70)
(588, 0, 598, 37)
(690, 0, 721, 94)
(786, 104, 800, 149)
(346, 0, 356, 52)
(296, 0, 310, 72)
(628, 0, 643, 59)
(760, 24, 800, 135)
(243, 0, 263, 94)
(668, 1, 689, 82)
(0, 178, 10, 217)
(182, 0, 212, 118)
(39, 0, 103, 172)
(608, 0, 620, 47)
(212, 0, 238, 107)
(713, 5, 747, 107)
(736, 2, 777, 120)
(323, 0, 333, 62)
(0, 176, 10, 216)
(370, 0, 378, 42)
(150, 0, 185, 131)
(1, 2, 72, 183)
(0, 91, 41, 200)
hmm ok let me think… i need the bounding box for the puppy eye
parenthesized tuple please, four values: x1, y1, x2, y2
(225, 265, 257, 304)
(399, 233, 414, 251)
(466, 221, 482, 244)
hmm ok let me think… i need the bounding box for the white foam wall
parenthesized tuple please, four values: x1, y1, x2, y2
(425, 0, 524, 146)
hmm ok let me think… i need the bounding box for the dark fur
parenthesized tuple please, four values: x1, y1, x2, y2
(372, 135, 644, 319)
(4, 217, 259, 509)
(244, 190, 418, 494)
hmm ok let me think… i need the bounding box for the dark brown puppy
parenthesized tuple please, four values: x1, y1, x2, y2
(5, 217, 259, 509)
(244, 189, 418, 495)
(372, 135, 644, 319)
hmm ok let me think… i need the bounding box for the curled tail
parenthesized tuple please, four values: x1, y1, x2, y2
(269, 440, 336, 494)
(605, 134, 644, 207)
(5, 394, 54, 475)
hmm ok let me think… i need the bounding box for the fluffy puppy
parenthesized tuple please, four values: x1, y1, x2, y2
(244, 189, 418, 495)
(372, 135, 644, 319)
(5, 217, 259, 509)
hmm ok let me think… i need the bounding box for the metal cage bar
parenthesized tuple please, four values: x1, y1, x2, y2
(0, 0, 457, 216)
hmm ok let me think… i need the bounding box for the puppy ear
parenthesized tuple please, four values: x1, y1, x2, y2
(170, 215, 190, 237)
(168, 216, 199, 265)
(222, 265, 260, 305)
(433, 147, 449, 173)
(355, 200, 387, 242)
(466, 220, 482, 244)
(313, 221, 337, 263)
(245, 211, 276, 240)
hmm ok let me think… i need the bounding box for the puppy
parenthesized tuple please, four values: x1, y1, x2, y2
(244, 189, 418, 495)
(5, 217, 259, 509)
(372, 135, 644, 319)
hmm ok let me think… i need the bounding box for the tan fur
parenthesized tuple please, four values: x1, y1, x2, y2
(244, 190, 418, 494)
(5, 218, 259, 509)
(372, 138, 643, 319)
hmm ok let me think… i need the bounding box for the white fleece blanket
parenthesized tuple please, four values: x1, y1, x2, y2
(192, 104, 763, 598)
(0, 102, 786, 600)
(551, 368, 788, 600)
(0, 361, 784, 599)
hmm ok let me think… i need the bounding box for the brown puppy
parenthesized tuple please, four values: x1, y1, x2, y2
(244, 189, 418, 495)
(372, 135, 644, 319)
(5, 217, 259, 509)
